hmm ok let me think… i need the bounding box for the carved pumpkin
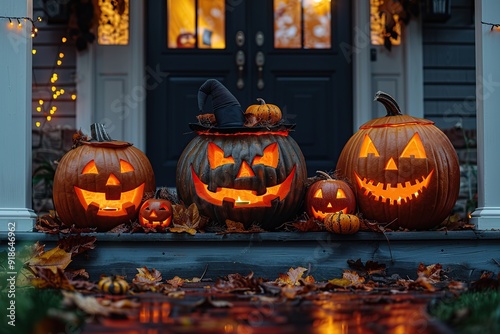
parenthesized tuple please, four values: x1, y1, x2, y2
(53, 124, 156, 231)
(176, 131, 308, 230)
(139, 190, 173, 228)
(336, 92, 460, 230)
(305, 171, 356, 220)
(324, 212, 360, 234)
(245, 98, 282, 125)
(98, 275, 129, 295)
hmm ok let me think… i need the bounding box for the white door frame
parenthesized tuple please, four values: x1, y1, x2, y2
(75, 0, 145, 151)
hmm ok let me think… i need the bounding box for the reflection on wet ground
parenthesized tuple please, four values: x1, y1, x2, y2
(83, 288, 454, 334)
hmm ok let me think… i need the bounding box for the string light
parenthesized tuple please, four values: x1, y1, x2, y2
(0, 15, 38, 37)
(482, 21, 500, 31)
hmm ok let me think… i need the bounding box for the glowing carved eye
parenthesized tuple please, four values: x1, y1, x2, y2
(82, 160, 98, 174)
(336, 189, 347, 199)
(120, 159, 135, 173)
(208, 143, 235, 169)
(313, 189, 323, 198)
(359, 135, 380, 157)
(400, 133, 427, 159)
(252, 143, 278, 168)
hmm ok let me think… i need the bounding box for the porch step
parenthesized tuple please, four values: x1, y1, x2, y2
(6, 231, 500, 282)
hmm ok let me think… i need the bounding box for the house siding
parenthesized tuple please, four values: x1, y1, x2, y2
(422, 0, 477, 218)
(422, 0, 476, 130)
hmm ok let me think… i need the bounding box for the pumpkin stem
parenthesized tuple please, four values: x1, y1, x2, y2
(316, 170, 333, 180)
(256, 98, 266, 105)
(90, 123, 113, 142)
(374, 91, 402, 116)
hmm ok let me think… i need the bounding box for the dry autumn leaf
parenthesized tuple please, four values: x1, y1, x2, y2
(170, 203, 207, 235)
(57, 235, 96, 257)
(276, 267, 314, 286)
(132, 266, 163, 292)
(214, 272, 263, 293)
(62, 291, 139, 317)
(291, 218, 323, 232)
(347, 259, 386, 277)
(26, 246, 72, 274)
(31, 267, 75, 291)
(167, 276, 185, 289)
(417, 263, 443, 283)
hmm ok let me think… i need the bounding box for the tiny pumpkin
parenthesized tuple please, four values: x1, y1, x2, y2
(98, 275, 129, 295)
(245, 98, 282, 125)
(138, 190, 173, 228)
(305, 171, 356, 220)
(324, 212, 360, 234)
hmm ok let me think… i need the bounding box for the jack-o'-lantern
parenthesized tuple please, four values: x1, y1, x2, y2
(305, 171, 356, 221)
(177, 79, 307, 230)
(139, 190, 173, 228)
(53, 123, 155, 231)
(336, 91, 460, 230)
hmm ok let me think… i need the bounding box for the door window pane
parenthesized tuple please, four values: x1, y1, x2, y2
(370, 0, 402, 46)
(274, 0, 331, 49)
(167, 0, 225, 49)
(97, 0, 129, 45)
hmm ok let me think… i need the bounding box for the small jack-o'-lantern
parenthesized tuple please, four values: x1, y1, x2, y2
(305, 171, 356, 220)
(53, 124, 155, 231)
(336, 92, 460, 230)
(139, 190, 173, 228)
(177, 79, 307, 229)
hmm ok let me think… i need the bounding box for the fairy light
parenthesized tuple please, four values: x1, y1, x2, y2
(0, 15, 38, 38)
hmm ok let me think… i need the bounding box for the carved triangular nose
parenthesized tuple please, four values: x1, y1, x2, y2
(236, 161, 255, 178)
(106, 173, 121, 185)
(385, 158, 398, 171)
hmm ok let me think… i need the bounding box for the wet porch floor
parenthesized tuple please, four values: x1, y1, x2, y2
(82, 285, 454, 334)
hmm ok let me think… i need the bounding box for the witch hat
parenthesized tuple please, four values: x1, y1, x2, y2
(190, 79, 295, 133)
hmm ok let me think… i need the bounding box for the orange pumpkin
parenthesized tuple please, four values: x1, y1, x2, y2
(53, 124, 155, 231)
(245, 98, 282, 125)
(305, 171, 356, 220)
(336, 91, 460, 230)
(324, 212, 360, 234)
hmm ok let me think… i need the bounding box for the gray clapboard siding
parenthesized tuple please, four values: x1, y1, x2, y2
(5, 231, 500, 282)
(423, 2, 476, 128)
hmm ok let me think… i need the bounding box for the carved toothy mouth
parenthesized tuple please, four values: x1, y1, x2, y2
(311, 206, 348, 219)
(74, 184, 144, 217)
(354, 170, 434, 205)
(191, 165, 296, 208)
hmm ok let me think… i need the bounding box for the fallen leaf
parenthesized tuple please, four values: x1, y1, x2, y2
(171, 203, 208, 234)
(57, 235, 96, 257)
(167, 276, 185, 289)
(276, 267, 312, 286)
(132, 267, 163, 292)
(31, 267, 75, 291)
(214, 272, 263, 293)
(291, 218, 323, 232)
(26, 246, 72, 274)
(417, 263, 443, 283)
(347, 259, 386, 277)
(62, 291, 139, 317)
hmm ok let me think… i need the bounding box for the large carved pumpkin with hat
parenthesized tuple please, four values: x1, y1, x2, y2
(176, 79, 307, 230)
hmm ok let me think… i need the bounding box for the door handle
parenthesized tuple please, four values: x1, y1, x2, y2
(235, 50, 245, 89)
(255, 51, 265, 90)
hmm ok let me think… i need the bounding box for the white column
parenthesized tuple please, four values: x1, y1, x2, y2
(470, 0, 500, 229)
(0, 0, 37, 231)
